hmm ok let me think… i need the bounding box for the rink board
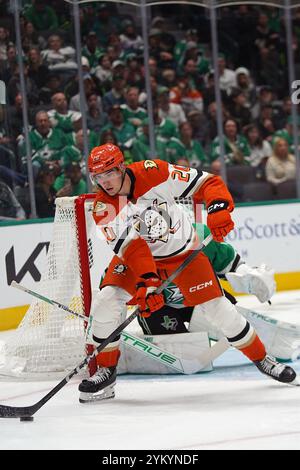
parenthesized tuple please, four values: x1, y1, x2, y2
(0, 200, 300, 330)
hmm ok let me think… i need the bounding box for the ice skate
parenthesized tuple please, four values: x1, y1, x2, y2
(254, 354, 299, 385)
(79, 366, 117, 403)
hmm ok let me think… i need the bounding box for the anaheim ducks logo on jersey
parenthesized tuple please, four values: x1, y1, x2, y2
(143, 160, 158, 170)
(133, 199, 180, 243)
(93, 201, 107, 214)
(113, 263, 128, 275)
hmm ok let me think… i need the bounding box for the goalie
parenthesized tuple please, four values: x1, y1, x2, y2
(105, 222, 277, 375)
(79, 143, 297, 403)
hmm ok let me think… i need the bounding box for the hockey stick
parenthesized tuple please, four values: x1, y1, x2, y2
(11, 278, 227, 374)
(0, 234, 213, 418)
(121, 331, 229, 373)
(10, 281, 83, 318)
(237, 306, 300, 333)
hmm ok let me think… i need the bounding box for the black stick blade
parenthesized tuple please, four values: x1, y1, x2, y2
(0, 404, 36, 418)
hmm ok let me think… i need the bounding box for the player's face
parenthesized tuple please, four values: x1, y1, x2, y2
(94, 168, 123, 196)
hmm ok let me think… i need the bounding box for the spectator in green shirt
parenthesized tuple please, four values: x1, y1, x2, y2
(131, 118, 168, 162)
(120, 87, 147, 129)
(272, 116, 299, 154)
(59, 130, 89, 173)
(91, 3, 121, 47)
(101, 104, 136, 148)
(209, 118, 251, 173)
(82, 31, 105, 73)
(19, 110, 68, 175)
(65, 128, 100, 155)
(138, 105, 178, 144)
(168, 122, 207, 168)
(174, 29, 199, 70)
(24, 0, 58, 32)
(48, 92, 82, 134)
(53, 162, 88, 197)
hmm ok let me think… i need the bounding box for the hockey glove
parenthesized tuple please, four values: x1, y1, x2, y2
(127, 273, 165, 318)
(207, 200, 234, 242)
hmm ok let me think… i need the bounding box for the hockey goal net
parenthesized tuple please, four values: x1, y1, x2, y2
(0, 194, 198, 380)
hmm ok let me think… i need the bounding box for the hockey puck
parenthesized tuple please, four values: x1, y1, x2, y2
(20, 416, 34, 422)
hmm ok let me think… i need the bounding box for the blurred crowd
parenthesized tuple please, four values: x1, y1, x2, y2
(0, 0, 299, 220)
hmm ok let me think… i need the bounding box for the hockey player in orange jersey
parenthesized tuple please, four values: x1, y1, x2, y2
(78, 143, 297, 402)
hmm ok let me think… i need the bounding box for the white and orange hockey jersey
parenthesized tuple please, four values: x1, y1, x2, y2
(93, 159, 233, 261)
(92, 160, 234, 306)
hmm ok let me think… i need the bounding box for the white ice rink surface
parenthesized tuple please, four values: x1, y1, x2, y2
(1, 290, 300, 451)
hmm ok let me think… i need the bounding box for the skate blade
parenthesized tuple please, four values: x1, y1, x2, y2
(289, 376, 300, 386)
(79, 384, 115, 403)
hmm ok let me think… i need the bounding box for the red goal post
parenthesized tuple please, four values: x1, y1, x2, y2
(0, 193, 201, 380)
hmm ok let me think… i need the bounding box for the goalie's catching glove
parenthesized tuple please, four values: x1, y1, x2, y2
(225, 263, 276, 303)
(207, 200, 234, 242)
(127, 273, 165, 318)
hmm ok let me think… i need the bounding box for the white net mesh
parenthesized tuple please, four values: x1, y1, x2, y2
(175, 196, 203, 225)
(0, 197, 91, 380)
(0, 195, 197, 380)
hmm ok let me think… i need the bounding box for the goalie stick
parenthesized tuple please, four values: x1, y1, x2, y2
(11, 279, 229, 374)
(0, 234, 213, 418)
(236, 306, 300, 333)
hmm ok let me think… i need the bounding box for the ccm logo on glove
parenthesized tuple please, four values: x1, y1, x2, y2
(207, 200, 229, 214)
(207, 200, 234, 242)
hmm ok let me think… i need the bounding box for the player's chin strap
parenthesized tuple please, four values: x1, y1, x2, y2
(114, 165, 127, 194)
(1, 234, 213, 419)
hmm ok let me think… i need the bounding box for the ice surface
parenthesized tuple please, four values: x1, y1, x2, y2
(1, 291, 300, 450)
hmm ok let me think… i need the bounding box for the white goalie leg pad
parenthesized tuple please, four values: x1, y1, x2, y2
(189, 296, 254, 348)
(87, 286, 130, 346)
(237, 306, 300, 361)
(225, 263, 276, 303)
(188, 305, 223, 341)
(188, 300, 300, 362)
(117, 331, 212, 374)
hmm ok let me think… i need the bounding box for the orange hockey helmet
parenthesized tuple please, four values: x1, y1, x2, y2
(88, 144, 124, 176)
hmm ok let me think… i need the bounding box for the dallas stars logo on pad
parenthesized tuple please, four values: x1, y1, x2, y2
(163, 285, 184, 306)
(161, 316, 178, 331)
